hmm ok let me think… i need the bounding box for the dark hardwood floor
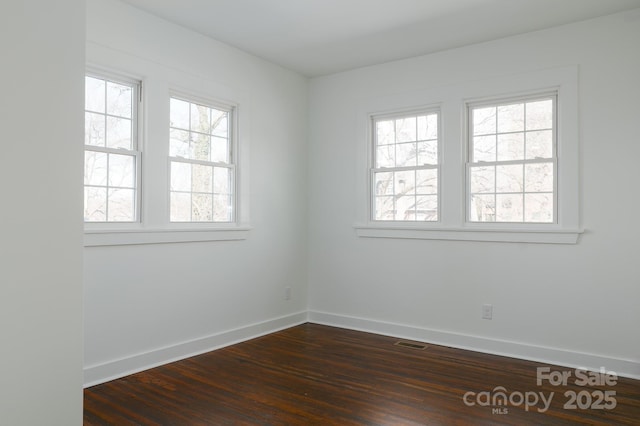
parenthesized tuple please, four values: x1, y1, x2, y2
(84, 323, 640, 425)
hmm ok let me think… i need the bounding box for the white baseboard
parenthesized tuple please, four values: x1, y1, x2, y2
(83, 311, 308, 387)
(308, 310, 640, 381)
(84, 309, 639, 387)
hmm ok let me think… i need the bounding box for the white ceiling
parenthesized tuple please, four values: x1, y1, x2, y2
(119, 0, 640, 77)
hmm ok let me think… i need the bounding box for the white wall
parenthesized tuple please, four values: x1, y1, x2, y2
(84, 0, 308, 385)
(308, 9, 640, 378)
(0, 1, 84, 424)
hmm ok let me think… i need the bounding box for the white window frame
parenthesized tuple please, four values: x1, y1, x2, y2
(83, 56, 251, 247)
(84, 69, 142, 229)
(355, 66, 582, 244)
(465, 92, 558, 225)
(369, 108, 441, 223)
(168, 91, 238, 226)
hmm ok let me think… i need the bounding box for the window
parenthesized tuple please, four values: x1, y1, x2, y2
(356, 66, 580, 243)
(467, 94, 556, 223)
(84, 74, 140, 222)
(169, 96, 235, 223)
(372, 111, 439, 221)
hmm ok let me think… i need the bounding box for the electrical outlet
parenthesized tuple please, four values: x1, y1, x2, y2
(285, 287, 291, 300)
(482, 304, 493, 320)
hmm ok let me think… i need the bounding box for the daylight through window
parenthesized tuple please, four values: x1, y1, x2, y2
(169, 96, 234, 223)
(467, 94, 556, 223)
(372, 111, 439, 221)
(84, 74, 139, 222)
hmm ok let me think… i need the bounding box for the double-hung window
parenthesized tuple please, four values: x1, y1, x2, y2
(84, 74, 140, 223)
(169, 96, 235, 223)
(467, 94, 556, 223)
(372, 111, 439, 221)
(358, 67, 579, 243)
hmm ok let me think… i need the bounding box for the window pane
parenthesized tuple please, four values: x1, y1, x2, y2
(470, 166, 495, 193)
(376, 120, 394, 145)
(191, 103, 211, 134)
(85, 112, 105, 147)
(473, 135, 496, 162)
(497, 103, 524, 133)
(170, 98, 190, 130)
(84, 187, 107, 222)
(170, 192, 191, 222)
(525, 162, 554, 192)
(211, 110, 228, 138)
(108, 153, 135, 188)
(85, 77, 105, 113)
(394, 170, 415, 196)
(470, 194, 495, 222)
(376, 145, 395, 168)
(106, 81, 132, 118)
(473, 107, 496, 135)
(211, 136, 229, 163)
(526, 99, 553, 130)
(396, 117, 416, 143)
(213, 167, 231, 194)
(106, 116, 132, 149)
(395, 195, 416, 220)
(496, 193, 523, 222)
(417, 140, 437, 165)
(108, 188, 135, 222)
(416, 169, 437, 195)
(416, 195, 437, 221)
(526, 130, 553, 159)
(170, 162, 191, 192)
(497, 133, 524, 161)
(417, 114, 437, 140)
(496, 164, 523, 193)
(170, 129, 190, 158)
(191, 132, 211, 161)
(375, 196, 394, 220)
(192, 193, 213, 222)
(396, 142, 417, 167)
(214, 194, 232, 222)
(84, 151, 107, 186)
(374, 172, 393, 195)
(525, 193, 553, 223)
(192, 164, 213, 193)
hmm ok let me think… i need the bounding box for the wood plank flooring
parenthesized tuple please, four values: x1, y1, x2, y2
(84, 323, 640, 425)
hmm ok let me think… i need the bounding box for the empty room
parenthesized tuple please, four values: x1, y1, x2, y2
(2, 0, 640, 424)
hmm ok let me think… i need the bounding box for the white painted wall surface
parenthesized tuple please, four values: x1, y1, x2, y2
(84, 0, 308, 384)
(308, 10, 640, 377)
(0, 1, 85, 424)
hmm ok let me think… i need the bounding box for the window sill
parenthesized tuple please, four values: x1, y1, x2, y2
(354, 225, 583, 244)
(84, 227, 251, 247)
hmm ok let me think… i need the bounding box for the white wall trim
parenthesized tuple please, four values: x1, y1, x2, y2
(354, 225, 583, 244)
(84, 227, 251, 247)
(84, 310, 639, 388)
(83, 311, 308, 387)
(308, 311, 640, 381)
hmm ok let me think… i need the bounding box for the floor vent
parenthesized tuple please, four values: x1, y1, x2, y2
(394, 341, 428, 350)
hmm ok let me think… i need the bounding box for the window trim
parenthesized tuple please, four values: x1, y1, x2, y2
(167, 91, 239, 225)
(84, 69, 143, 228)
(84, 226, 251, 247)
(355, 66, 583, 244)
